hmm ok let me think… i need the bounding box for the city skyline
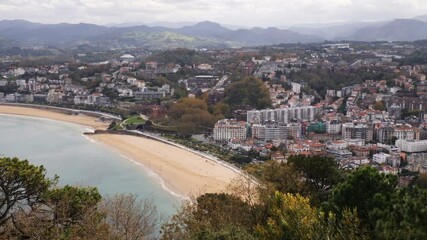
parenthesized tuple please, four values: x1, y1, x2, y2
(0, 0, 427, 28)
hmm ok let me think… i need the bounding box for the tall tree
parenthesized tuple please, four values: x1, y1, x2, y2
(167, 97, 216, 134)
(46, 185, 102, 229)
(10, 185, 107, 239)
(223, 77, 271, 109)
(329, 166, 398, 232)
(0, 157, 57, 227)
(374, 187, 427, 239)
(161, 193, 256, 240)
(256, 192, 368, 240)
(99, 194, 162, 240)
(256, 192, 321, 240)
(245, 160, 307, 199)
(288, 155, 342, 203)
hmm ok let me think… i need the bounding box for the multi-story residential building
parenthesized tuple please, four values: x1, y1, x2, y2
(251, 123, 301, 140)
(341, 122, 373, 142)
(349, 145, 371, 158)
(326, 120, 341, 134)
(286, 123, 302, 139)
(393, 125, 415, 141)
(375, 126, 395, 144)
(387, 154, 401, 168)
(327, 140, 348, 151)
(247, 106, 321, 124)
(252, 123, 282, 141)
(240, 61, 255, 77)
(386, 96, 427, 112)
(387, 104, 402, 118)
(396, 139, 427, 153)
(213, 119, 247, 143)
(291, 82, 301, 94)
(373, 152, 390, 164)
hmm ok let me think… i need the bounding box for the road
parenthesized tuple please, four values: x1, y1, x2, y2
(212, 74, 228, 91)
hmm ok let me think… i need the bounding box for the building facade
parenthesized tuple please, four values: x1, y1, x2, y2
(247, 106, 321, 124)
(342, 122, 374, 142)
(213, 119, 247, 143)
(396, 139, 427, 153)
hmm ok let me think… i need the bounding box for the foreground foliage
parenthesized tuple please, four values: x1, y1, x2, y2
(2, 156, 427, 239)
(0, 157, 161, 239)
(169, 158, 426, 240)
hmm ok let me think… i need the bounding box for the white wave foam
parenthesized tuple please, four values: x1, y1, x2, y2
(85, 128, 95, 133)
(82, 135, 98, 145)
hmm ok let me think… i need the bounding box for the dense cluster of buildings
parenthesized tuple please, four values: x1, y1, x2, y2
(211, 44, 427, 175)
(2, 42, 427, 176)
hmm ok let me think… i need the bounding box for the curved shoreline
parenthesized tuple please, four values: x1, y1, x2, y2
(0, 105, 241, 197)
(0, 104, 111, 129)
(89, 133, 240, 197)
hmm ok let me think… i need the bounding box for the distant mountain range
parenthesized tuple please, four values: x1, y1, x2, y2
(348, 19, 427, 42)
(1, 16, 427, 50)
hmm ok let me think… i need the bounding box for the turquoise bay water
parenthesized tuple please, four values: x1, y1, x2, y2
(0, 114, 180, 216)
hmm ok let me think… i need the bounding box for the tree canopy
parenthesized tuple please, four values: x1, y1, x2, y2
(223, 77, 271, 109)
(0, 157, 161, 239)
(288, 155, 342, 203)
(167, 97, 217, 134)
(0, 157, 57, 226)
(2, 154, 427, 240)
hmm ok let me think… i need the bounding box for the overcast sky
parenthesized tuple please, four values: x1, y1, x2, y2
(0, 0, 426, 27)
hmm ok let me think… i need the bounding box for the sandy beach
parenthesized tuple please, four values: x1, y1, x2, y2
(0, 105, 241, 197)
(0, 105, 110, 129)
(91, 134, 240, 197)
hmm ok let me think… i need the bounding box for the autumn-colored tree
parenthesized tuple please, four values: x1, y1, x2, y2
(413, 173, 427, 189)
(46, 185, 102, 229)
(373, 101, 386, 111)
(256, 192, 321, 240)
(99, 194, 162, 240)
(223, 77, 271, 109)
(167, 97, 216, 134)
(256, 192, 368, 240)
(211, 102, 231, 119)
(161, 193, 257, 240)
(245, 160, 307, 200)
(9, 186, 107, 239)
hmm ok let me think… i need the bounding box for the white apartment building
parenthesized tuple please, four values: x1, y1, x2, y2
(327, 140, 348, 151)
(213, 119, 247, 143)
(326, 120, 341, 134)
(373, 152, 390, 164)
(252, 124, 282, 140)
(251, 123, 301, 141)
(247, 106, 321, 124)
(393, 126, 415, 140)
(396, 139, 427, 153)
(291, 82, 302, 94)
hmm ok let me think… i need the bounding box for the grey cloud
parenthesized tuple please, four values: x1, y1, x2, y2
(0, 0, 426, 27)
